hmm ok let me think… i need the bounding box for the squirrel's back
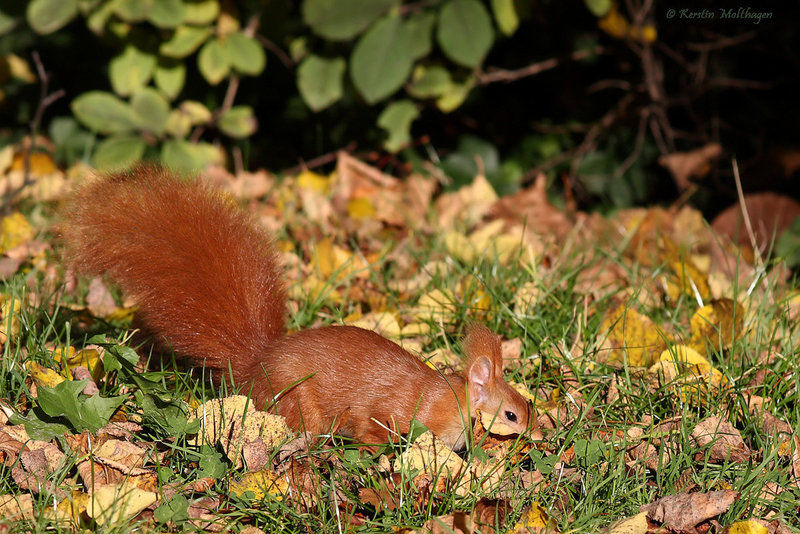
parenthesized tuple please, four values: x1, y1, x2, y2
(61, 165, 286, 373)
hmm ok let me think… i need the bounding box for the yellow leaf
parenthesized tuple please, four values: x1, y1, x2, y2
(727, 521, 769, 534)
(416, 289, 457, 322)
(667, 253, 710, 302)
(393, 430, 464, 477)
(0, 296, 22, 345)
(444, 231, 476, 263)
(598, 4, 630, 39)
(346, 196, 376, 219)
(598, 302, 666, 366)
(346, 312, 402, 339)
(607, 511, 648, 534)
(6, 54, 37, 83)
(10, 151, 56, 174)
(510, 502, 554, 532)
(229, 469, 288, 500)
(87, 483, 157, 526)
(297, 170, 330, 194)
(29, 361, 65, 388)
(689, 299, 741, 355)
(0, 212, 34, 253)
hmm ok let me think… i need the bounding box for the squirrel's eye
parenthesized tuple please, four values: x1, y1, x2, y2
(505, 411, 517, 423)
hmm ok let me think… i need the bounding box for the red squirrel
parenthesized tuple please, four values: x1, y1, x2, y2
(61, 165, 530, 450)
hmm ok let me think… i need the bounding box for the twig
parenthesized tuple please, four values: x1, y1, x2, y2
(3, 52, 64, 213)
(477, 46, 604, 85)
(281, 142, 357, 176)
(257, 35, 294, 69)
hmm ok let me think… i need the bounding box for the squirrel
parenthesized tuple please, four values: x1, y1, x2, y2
(61, 165, 531, 450)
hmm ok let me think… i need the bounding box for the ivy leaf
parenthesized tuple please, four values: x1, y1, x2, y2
(491, 0, 519, 35)
(377, 100, 419, 152)
(109, 45, 156, 97)
(218, 106, 257, 138)
(162, 139, 219, 171)
(297, 54, 346, 111)
(148, 0, 187, 28)
(437, 0, 494, 68)
(27, 0, 78, 34)
(154, 60, 186, 100)
(350, 14, 413, 105)
(161, 25, 213, 59)
(93, 134, 146, 171)
(36, 379, 125, 433)
(72, 91, 138, 134)
(303, 0, 398, 41)
(198, 37, 231, 85)
(226, 32, 266, 76)
(404, 11, 436, 60)
(131, 88, 170, 136)
(113, 0, 151, 22)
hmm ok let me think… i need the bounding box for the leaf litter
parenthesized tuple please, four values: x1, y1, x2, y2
(0, 155, 798, 532)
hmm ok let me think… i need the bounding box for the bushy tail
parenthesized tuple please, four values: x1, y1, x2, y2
(61, 165, 286, 375)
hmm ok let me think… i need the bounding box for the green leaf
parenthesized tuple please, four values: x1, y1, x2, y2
(114, 0, 151, 22)
(131, 88, 170, 135)
(297, 54, 346, 112)
(404, 11, 436, 60)
(184, 0, 219, 25)
(154, 60, 186, 100)
(491, 0, 519, 35)
(436, 76, 474, 112)
(350, 14, 413, 105)
(198, 37, 231, 85)
(0, 8, 17, 36)
(377, 100, 419, 153)
(160, 25, 213, 58)
(776, 217, 800, 267)
(109, 45, 156, 97)
(198, 446, 226, 478)
(437, 0, 494, 68)
(36, 379, 125, 433)
(13, 411, 71, 442)
(148, 0, 186, 28)
(81, 394, 127, 430)
(26, 0, 78, 34)
(226, 32, 266, 76)
(162, 139, 218, 170)
(154, 494, 189, 525)
(584, 0, 612, 17)
(36, 379, 86, 419)
(302, 0, 398, 41)
(218, 106, 257, 138)
(407, 65, 453, 99)
(71, 91, 138, 134)
(87, 0, 115, 34)
(93, 134, 146, 171)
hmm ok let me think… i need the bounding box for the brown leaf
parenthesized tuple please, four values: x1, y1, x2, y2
(711, 192, 800, 256)
(86, 277, 117, 317)
(658, 142, 722, 191)
(489, 174, 573, 241)
(640, 490, 738, 533)
(691, 416, 750, 463)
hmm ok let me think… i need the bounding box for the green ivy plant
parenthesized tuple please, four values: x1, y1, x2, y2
(16, 0, 523, 170)
(24, 0, 263, 170)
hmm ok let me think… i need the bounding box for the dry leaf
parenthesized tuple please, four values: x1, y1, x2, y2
(605, 510, 648, 534)
(658, 143, 722, 191)
(691, 415, 750, 463)
(86, 482, 157, 526)
(598, 302, 666, 366)
(640, 490, 739, 532)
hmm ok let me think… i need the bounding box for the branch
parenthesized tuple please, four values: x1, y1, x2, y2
(476, 46, 605, 85)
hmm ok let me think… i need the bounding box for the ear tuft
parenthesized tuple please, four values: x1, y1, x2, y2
(464, 323, 503, 375)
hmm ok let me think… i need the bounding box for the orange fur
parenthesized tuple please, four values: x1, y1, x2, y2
(62, 165, 530, 450)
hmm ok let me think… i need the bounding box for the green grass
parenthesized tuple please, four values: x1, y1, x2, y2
(0, 213, 799, 533)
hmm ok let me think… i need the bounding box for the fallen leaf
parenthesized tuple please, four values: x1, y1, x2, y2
(658, 143, 722, 191)
(691, 415, 750, 463)
(605, 510, 648, 534)
(640, 490, 738, 532)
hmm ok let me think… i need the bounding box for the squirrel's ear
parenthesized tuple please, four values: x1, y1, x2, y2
(464, 323, 504, 376)
(467, 355, 493, 406)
